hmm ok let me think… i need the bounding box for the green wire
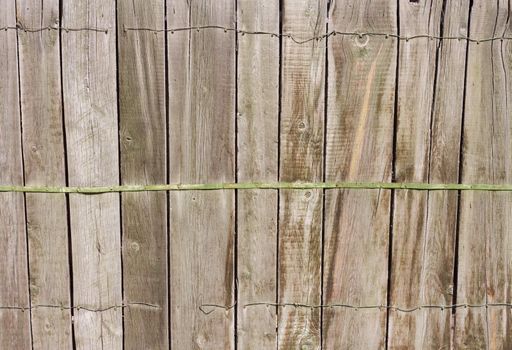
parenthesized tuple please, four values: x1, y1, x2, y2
(1, 181, 512, 194)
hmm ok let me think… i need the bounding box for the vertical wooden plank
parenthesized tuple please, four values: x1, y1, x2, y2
(388, 1, 469, 348)
(17, 0, 73, 348)
(426, 1, 469, 348)
(61, 0, 122, 348)
(237, 1, 279, 348)
(168, 1, 236, 348)
(388, 1, 441, 348)
(0, 0, 31, 348)
(456, 1, 512, 348)
(322, 1, 396, 349)
(117, 1, 168, 349)
(278, 1, 326, 348)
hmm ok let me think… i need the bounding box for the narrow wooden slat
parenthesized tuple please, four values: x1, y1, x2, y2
(168, 1, 236, 348)
(425, 1, 469, 347)
(388, 1, 469, 348)
(278, 1, 326, 348)
(0, 0, 31, 348)
(117, 1, 168, 348)
(17, 0, 72, 348)
(237, 1, 279, 348)
(456, 1, 512, 348)
(322, 1, 396, 348)
(61, 0, 122, 348)
(388, 0, 440, 347)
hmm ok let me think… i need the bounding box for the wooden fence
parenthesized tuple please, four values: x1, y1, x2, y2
(1, 0, 511, 349)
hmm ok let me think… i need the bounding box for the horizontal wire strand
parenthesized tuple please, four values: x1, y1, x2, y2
(1, 182, 512, 193)
(198, 302, 512, 315)
(2, 25, 109, 33)
(3, 300, 510, 314)
(1, 25, 511, 44)
(0, 302, 160, 312)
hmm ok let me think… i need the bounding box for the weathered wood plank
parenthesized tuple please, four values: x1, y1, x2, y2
(168, 1, 236, 348)
(61, 0, 122, 348)
(456, 1, 512, 348)
(117, 1, 168, 348)
(322, 1, 396, 348)
(237, 1, 279, 349)
(389, 1, 439, 348)
(425, 1, 470, 347)
(17, 0, 72, 348)
(278, 1, 326, 348)
(388, 1, 469, 348)
(0, 0, 31, 348)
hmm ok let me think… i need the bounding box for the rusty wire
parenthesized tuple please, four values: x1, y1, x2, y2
(3, 300, 511, 315)
(0, 302, 160, 313)
(198, 301, 512, 315)
(1, 24, 511, 45)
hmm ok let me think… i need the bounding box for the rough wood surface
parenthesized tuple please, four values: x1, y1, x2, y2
(118, 0, 168, 348)
(388, 0, 441, 348)
(278, 1, 326, 348)
(456, 1, 512, 348)
(17, 0, 72, 348)
(61, 0, 122, 348)
(237, 0, 279, 349)
(322, 1, 396, 349)
(388, 1, 470, 348)
(425, 1, 469, 347)
(0, 0, 31, 348)
(5, 2, 512, 348)
(168, 0, 236, 348)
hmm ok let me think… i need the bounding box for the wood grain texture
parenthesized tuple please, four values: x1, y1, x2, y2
(388, 1, 469, 348)
(389, 0, 440, 348)
(322, 1, 396, 348)
(0, 0, 31, 348)
(278, 1, 326, 348)
(237, 0, 279, 349)
(168, 0, 236, 348)
(117, 0, 168, 348)
(425, 1, 469, 348)
(61, 0, 122, 348)
(456, 1, 512, 348)
(17, 0, 73, 348)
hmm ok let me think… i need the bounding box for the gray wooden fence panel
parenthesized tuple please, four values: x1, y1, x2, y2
(1, 2, 512, 348)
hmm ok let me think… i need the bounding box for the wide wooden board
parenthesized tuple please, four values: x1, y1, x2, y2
(278, 1, 326, 348)
(323, 1, 396, 348)
(237, 0, 279, 348)
(117, 0, 168, 348)
(61, 0, 122, 348)
(168, 0, 236, 348)
(17, 0, 73, 348)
